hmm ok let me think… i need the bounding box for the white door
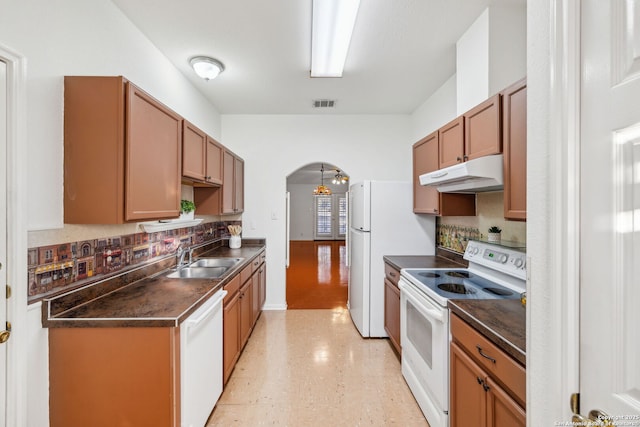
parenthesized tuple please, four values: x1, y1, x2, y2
(313, 194, 347, 240)
(0, 59, 8, 426)
(579, 0, 640, 420)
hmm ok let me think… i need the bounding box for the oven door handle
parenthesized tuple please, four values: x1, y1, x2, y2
(399, 280, 445, 323)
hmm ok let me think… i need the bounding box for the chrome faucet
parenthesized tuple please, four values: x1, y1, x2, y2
(176, 246, 192, 269)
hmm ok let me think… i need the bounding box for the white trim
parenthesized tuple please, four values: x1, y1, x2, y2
(261, 304, 287, 311)
(528, 0, 581, 424)
(0, 45, 29, 427)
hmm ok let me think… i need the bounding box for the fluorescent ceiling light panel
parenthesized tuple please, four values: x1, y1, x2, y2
(311, 0, 361, 77)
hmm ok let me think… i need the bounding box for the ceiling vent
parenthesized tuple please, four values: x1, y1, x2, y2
(313, 99, 336, 108)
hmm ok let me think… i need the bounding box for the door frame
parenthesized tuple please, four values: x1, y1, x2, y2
(0, 44, 29, 427)
(528, 0, 581, 424)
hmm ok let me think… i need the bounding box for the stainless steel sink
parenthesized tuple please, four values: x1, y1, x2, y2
(189, 257, 244, 268)
(166, 266, 229, 279)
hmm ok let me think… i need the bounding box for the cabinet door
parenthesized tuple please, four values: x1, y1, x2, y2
(259, 264, 266, 309)
(502, 79, 527, 220)
(234, 156, 244, 213)
(221, 150, 235, 214)
(413, 131, 441, 214)
(182, 120, 206, 182)
(239, 280, 253, 347)
(383, 278, 401, 355)
(438, 116, 464, 168)
(205, 137, 223, 185)
(251, 273, 260, 324)
(126, 83, 182, 221)
(450, 342, 487, 427)
(464, 94, 502, 161)
(486, 377, 526, 427)
(223, 292, 240, 384)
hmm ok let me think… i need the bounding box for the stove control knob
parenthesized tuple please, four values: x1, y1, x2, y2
(471, 247, 479, 255)
(499, 254, 508, 263)
(514, 258, 524, 268)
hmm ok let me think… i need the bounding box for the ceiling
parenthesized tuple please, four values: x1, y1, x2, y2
(111, 0, 525, 115)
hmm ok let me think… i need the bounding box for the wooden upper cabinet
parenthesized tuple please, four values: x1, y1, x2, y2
(64, 76, 182, 224)
(222, 150, 244, 214)
(464, 94, 502, 161)
(194, 148, 244, 215)
(182, 121, 223, 186)
(182, 120, 207, 182)
(413, 131, 476, 216)
(502, 79, 527, 220)
(413, 131, 441, 214)
(205, 137, 224, 185)
(438, 117, 465, 169)
(234, 156, 244, 213)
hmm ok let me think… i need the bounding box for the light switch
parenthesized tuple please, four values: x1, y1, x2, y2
(271, 211, 278, 220)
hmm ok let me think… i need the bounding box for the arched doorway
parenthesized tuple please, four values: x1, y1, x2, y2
(285, 163, 349, 309)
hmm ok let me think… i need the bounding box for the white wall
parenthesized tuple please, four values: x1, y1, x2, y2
(221, 114, 411, 308)
(0, 0, 223, 231)
(457, 5, 526, 114)
(410, 74, 457, 141)
(457, 10, 490, 114)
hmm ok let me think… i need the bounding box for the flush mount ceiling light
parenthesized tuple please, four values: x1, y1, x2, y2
(189, 56, 225, 81)
(311, 0, 361, 77)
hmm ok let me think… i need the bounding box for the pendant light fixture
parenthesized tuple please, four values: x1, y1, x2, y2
(332, 170, 348, 185)
(313, 164, 332, 195)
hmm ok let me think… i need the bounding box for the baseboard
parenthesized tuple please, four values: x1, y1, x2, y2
(262, 303, 287, 311)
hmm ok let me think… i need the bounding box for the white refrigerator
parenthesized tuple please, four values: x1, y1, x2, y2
(348, 181, 436, 337)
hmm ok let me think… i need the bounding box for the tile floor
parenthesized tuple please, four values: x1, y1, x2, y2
(207, 308, 429, 426)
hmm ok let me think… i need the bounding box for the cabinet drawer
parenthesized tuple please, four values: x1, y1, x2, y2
(240, 263, 253, 284)
(223, 274, 240, 305)
(450, 313, 525, 406)
(384, 263, 400, 287)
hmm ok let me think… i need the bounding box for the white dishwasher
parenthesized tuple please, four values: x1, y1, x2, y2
(180, 289, 227, 427)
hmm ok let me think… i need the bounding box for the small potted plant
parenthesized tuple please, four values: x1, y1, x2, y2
(487, 226, 502, 243)
(180, 199, 196, 221)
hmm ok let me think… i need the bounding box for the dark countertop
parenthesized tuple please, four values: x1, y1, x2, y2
(383, 253, 467, 271)
(43, 242, 265, 328)
(448, 299, 526, 366)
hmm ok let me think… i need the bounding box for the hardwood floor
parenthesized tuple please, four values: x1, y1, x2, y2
(286, 240, 348, 309)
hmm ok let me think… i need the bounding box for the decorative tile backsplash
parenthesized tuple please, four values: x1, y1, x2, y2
(436, 224, 480, 254)
(27, 220, 240, 302)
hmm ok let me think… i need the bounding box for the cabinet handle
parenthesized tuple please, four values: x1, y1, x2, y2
(477, 377, 483, 385)
(482, 382, 490, 392)
(389, 272, 396, 277)
(463, 155, 469, 161)
(456, 156, 462, 162)
(476, 345, 497, 364)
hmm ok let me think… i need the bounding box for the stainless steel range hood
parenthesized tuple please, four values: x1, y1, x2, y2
(419, 154, 503, 193)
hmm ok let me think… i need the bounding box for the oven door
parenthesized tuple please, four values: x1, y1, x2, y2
(399, 277, 449, 427)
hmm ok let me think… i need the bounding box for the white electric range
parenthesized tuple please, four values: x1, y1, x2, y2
(398, 240, 526, 427)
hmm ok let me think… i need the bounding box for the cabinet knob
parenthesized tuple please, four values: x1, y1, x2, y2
(456, 156, 462, 162)
(463, 155, 469, 161)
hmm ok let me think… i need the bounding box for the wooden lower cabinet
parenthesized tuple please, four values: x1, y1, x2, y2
(450, 342, 487, 427)
(384, 278, 401, 354)
(450, 313, 526, 427)
(383, 261, 402, 355)
(223, 290, 241, 384)
(49, 327, 180, 427)
(239, 278, 253, 353)
(222, 251, 266, 384)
